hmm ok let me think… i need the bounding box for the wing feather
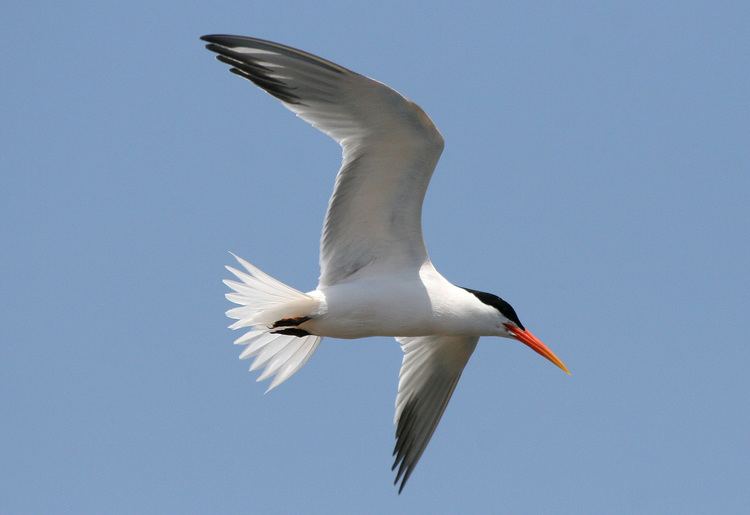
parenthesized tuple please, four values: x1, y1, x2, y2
(392, 335, 478, 493)
(202, 35, 444, 286)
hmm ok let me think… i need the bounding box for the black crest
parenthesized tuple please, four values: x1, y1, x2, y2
(462, 287, 525, 330)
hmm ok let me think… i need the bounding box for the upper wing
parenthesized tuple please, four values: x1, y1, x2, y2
(202, 35, 444, 286)
(392, 335, 478, 493)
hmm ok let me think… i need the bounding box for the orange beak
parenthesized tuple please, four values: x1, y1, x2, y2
(505, 324, 570, 374)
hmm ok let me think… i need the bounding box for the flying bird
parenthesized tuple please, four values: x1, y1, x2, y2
(202, 34, 570, 493)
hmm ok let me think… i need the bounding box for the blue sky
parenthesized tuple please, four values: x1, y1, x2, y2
(2, 1, 749, 513)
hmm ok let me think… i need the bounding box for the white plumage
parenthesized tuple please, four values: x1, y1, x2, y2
(203, 34, 569, 493)
(224, 254, 321, 392)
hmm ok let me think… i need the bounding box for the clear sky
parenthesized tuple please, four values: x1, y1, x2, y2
(2, 1, 749, 513)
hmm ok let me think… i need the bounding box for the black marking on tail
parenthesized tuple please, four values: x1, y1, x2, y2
(272, 328, 310, 337)
(272, 316, 310, 328)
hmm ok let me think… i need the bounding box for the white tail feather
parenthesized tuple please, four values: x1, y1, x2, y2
(225, 253, 321, 391)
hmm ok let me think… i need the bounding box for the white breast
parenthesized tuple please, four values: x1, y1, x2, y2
(305, 263, 499, 339)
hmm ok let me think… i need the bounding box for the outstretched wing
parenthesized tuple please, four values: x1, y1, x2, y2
(202, 35, 444, 286)
(392, 335, 478, 493)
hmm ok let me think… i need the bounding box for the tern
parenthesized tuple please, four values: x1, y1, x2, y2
(202, 34, 570, 493)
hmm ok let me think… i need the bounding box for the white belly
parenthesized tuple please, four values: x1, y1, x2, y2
(303, 266, 495, 339)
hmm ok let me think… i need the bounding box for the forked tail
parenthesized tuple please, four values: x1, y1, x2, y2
(224, 253, 321, 391)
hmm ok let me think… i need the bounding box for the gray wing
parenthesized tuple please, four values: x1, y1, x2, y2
(392, 335, 478, 493)
(202, 35, 444, 286)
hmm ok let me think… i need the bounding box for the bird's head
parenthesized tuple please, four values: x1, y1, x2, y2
(463, 288, 570, 374)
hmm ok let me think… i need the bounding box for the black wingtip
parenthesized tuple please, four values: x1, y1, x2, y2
(200, 34, 227, 44)
(396, 471, 411, 494)
(393, 474, 406, 495)
(200, 34, 246, 47)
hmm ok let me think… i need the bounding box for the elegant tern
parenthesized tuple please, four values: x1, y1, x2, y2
(202, 34, 570, 493)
